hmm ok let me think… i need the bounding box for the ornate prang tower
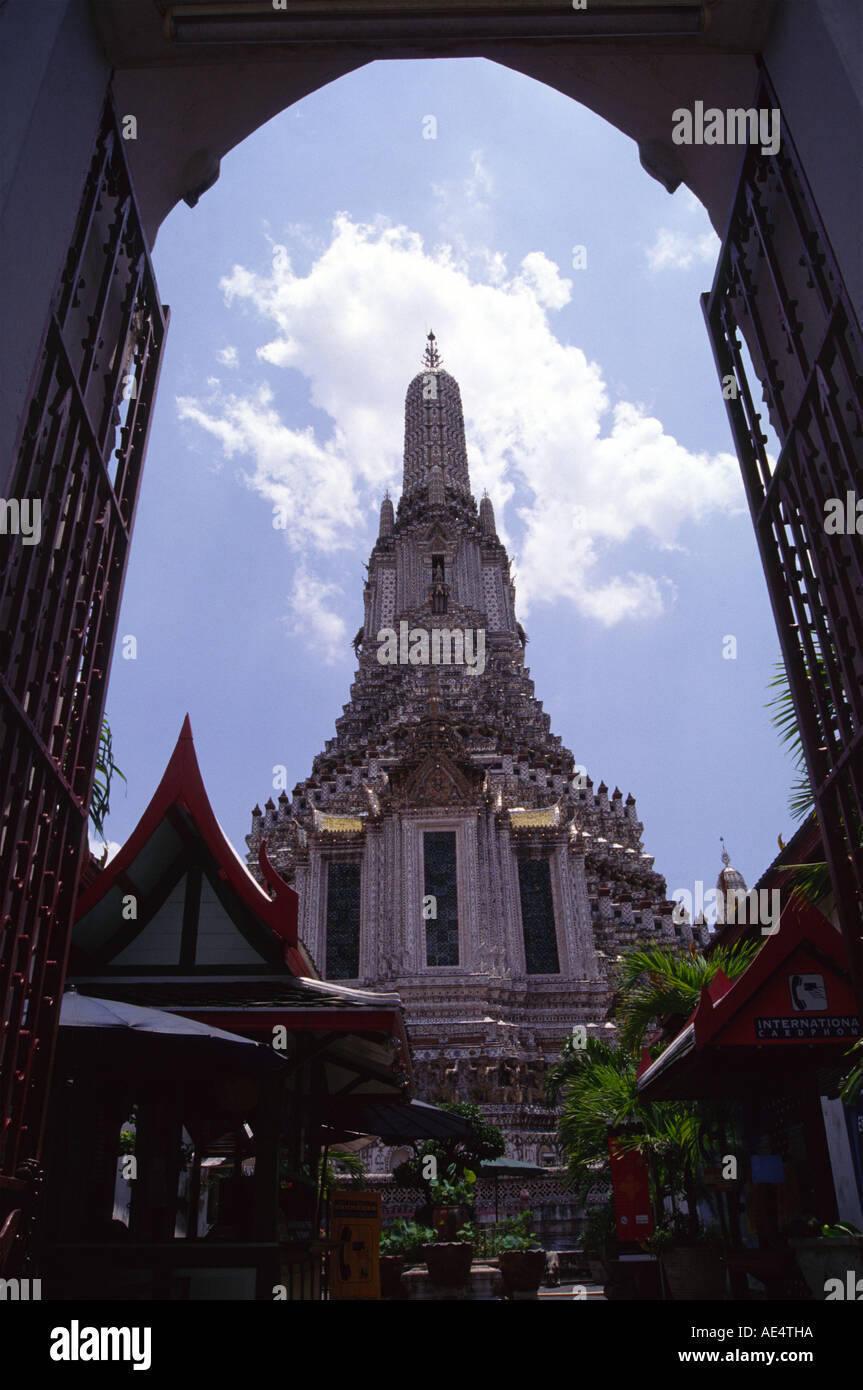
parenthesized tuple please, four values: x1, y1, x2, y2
(247, 334, 706, 1166)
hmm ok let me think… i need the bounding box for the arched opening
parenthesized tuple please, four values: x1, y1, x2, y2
(2, 1, 862, 1246)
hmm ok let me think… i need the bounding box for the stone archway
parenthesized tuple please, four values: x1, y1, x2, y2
(2, 0, 862, 1222)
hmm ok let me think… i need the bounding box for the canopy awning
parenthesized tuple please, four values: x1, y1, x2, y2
(479, 1157, 548, 1176)
(58, 988, 286, 1079)
(313, 1098, 473, 1142)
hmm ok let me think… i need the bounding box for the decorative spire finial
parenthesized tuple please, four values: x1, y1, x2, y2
(423, 330, 442, 370)
(720, 835, 731, 868)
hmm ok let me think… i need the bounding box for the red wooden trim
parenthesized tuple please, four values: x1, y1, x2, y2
(75, 716, 303, 967)
(691, 897, 853, 1049)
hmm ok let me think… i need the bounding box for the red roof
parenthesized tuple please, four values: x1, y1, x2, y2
(76, 715, 310, 977)
(638, 896, 859, 1098)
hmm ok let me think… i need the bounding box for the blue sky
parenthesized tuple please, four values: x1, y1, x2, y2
(98, 57, 796, 909)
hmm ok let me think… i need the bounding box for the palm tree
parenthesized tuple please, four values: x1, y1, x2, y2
(613, 939, 760, 1056)
(766, 659, 832, 905)
(553, 1036, 721, 1241)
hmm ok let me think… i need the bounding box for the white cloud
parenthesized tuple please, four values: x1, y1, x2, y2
(216, 345, 238, 366)
(645, 227, 719, 272)
(512, 251, 572, 310)
(432, 149, 497, 261)
(433, 148, 494, 220)
(285, 565, 348, 665)
(178, 212, 742, 640)
(177, 383, 363, 551)
(88, 837, 121, 864)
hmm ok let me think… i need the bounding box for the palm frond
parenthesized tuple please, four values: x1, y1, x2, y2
(89, 715, 126, 842)
(614, 940, 759, 1054)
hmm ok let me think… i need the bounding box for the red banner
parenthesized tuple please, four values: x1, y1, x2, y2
(608, 1137, 654, 1242)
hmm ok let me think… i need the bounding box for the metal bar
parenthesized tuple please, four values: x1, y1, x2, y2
(703, 69, 863, 1000)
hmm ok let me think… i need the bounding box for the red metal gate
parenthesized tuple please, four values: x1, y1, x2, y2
(0, 99, 167, 1259)
(703, 68, 863, 1004)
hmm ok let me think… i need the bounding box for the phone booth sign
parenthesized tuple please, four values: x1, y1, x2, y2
(329, 1191, 382, 1300)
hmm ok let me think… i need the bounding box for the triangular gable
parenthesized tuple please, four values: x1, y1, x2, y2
(691, 896, 857, 1049)
(75, 716, 313, 977)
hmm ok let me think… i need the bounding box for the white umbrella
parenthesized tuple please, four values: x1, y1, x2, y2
(58, 987, 284, 1077)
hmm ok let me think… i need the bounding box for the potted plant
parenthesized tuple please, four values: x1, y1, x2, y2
(494, 1211, 546, 1296)
(422, 1220, 475, 1287)
(392, 1102, 505, 1226)
(648, 1218, 727, 1300)
(581, 1197, 616, 1284)
(379, 1220, 435, 1299)
(428, 1164, 477, 1240)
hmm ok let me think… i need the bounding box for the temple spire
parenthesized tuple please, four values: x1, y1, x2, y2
(403, 334, 470, 500)
(423, 330, 442, 370)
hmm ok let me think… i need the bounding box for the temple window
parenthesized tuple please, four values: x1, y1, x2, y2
(423, 831, 459, 966)
(325, 861, 361, 979)
(518, 858, 560, 974)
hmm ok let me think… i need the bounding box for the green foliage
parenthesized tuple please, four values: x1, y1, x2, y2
(279, 1150, 366, 1201)
(379, 1220, 436, 1263)
(555, 1036, 711, 1194)
(553, 1031, 732, 1250)
(580, 1201, 615, 1258)
(839, 1038, 863, 1104)
(765, 658, 840, 908)
(490, 1211, 541, 1253)
(428, 1164, 476, 1208)
(766, 659, 819, 824)
(392, 1102, 504, 1198)
(820, 1221, 861, 1239)
(646, 1214, 723, 1252)
(89, 715, 126, 843)
(325, 1152, 366, 1193)
(613, 940, 760, 1055)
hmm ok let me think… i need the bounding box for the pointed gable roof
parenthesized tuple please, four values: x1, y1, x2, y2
(638, 897, 858, 1100)
(75, 716, 313, 978)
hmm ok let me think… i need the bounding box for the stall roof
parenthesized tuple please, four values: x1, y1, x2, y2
(314, 1098, 473, 1143)
(638, 897, 859, 1101)
(57, 987, 286, 1080)
(74, 716, 313, 978)
(71, 973, 414, 1097)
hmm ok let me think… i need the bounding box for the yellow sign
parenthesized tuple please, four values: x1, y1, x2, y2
(329, 1192, 381, 1300)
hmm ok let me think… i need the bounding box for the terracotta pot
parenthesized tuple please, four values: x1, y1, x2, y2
(661, 1245, 727, 1300)
(379, 1254, 405, 1299)
(423, 1242, 473, 1287)
(498, 1248, 546, 1294)
(431, 1203, 471, 1242)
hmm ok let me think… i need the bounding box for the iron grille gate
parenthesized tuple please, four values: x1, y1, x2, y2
(703, 68, 863, 1001)
(0, 100, 167, 1253)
